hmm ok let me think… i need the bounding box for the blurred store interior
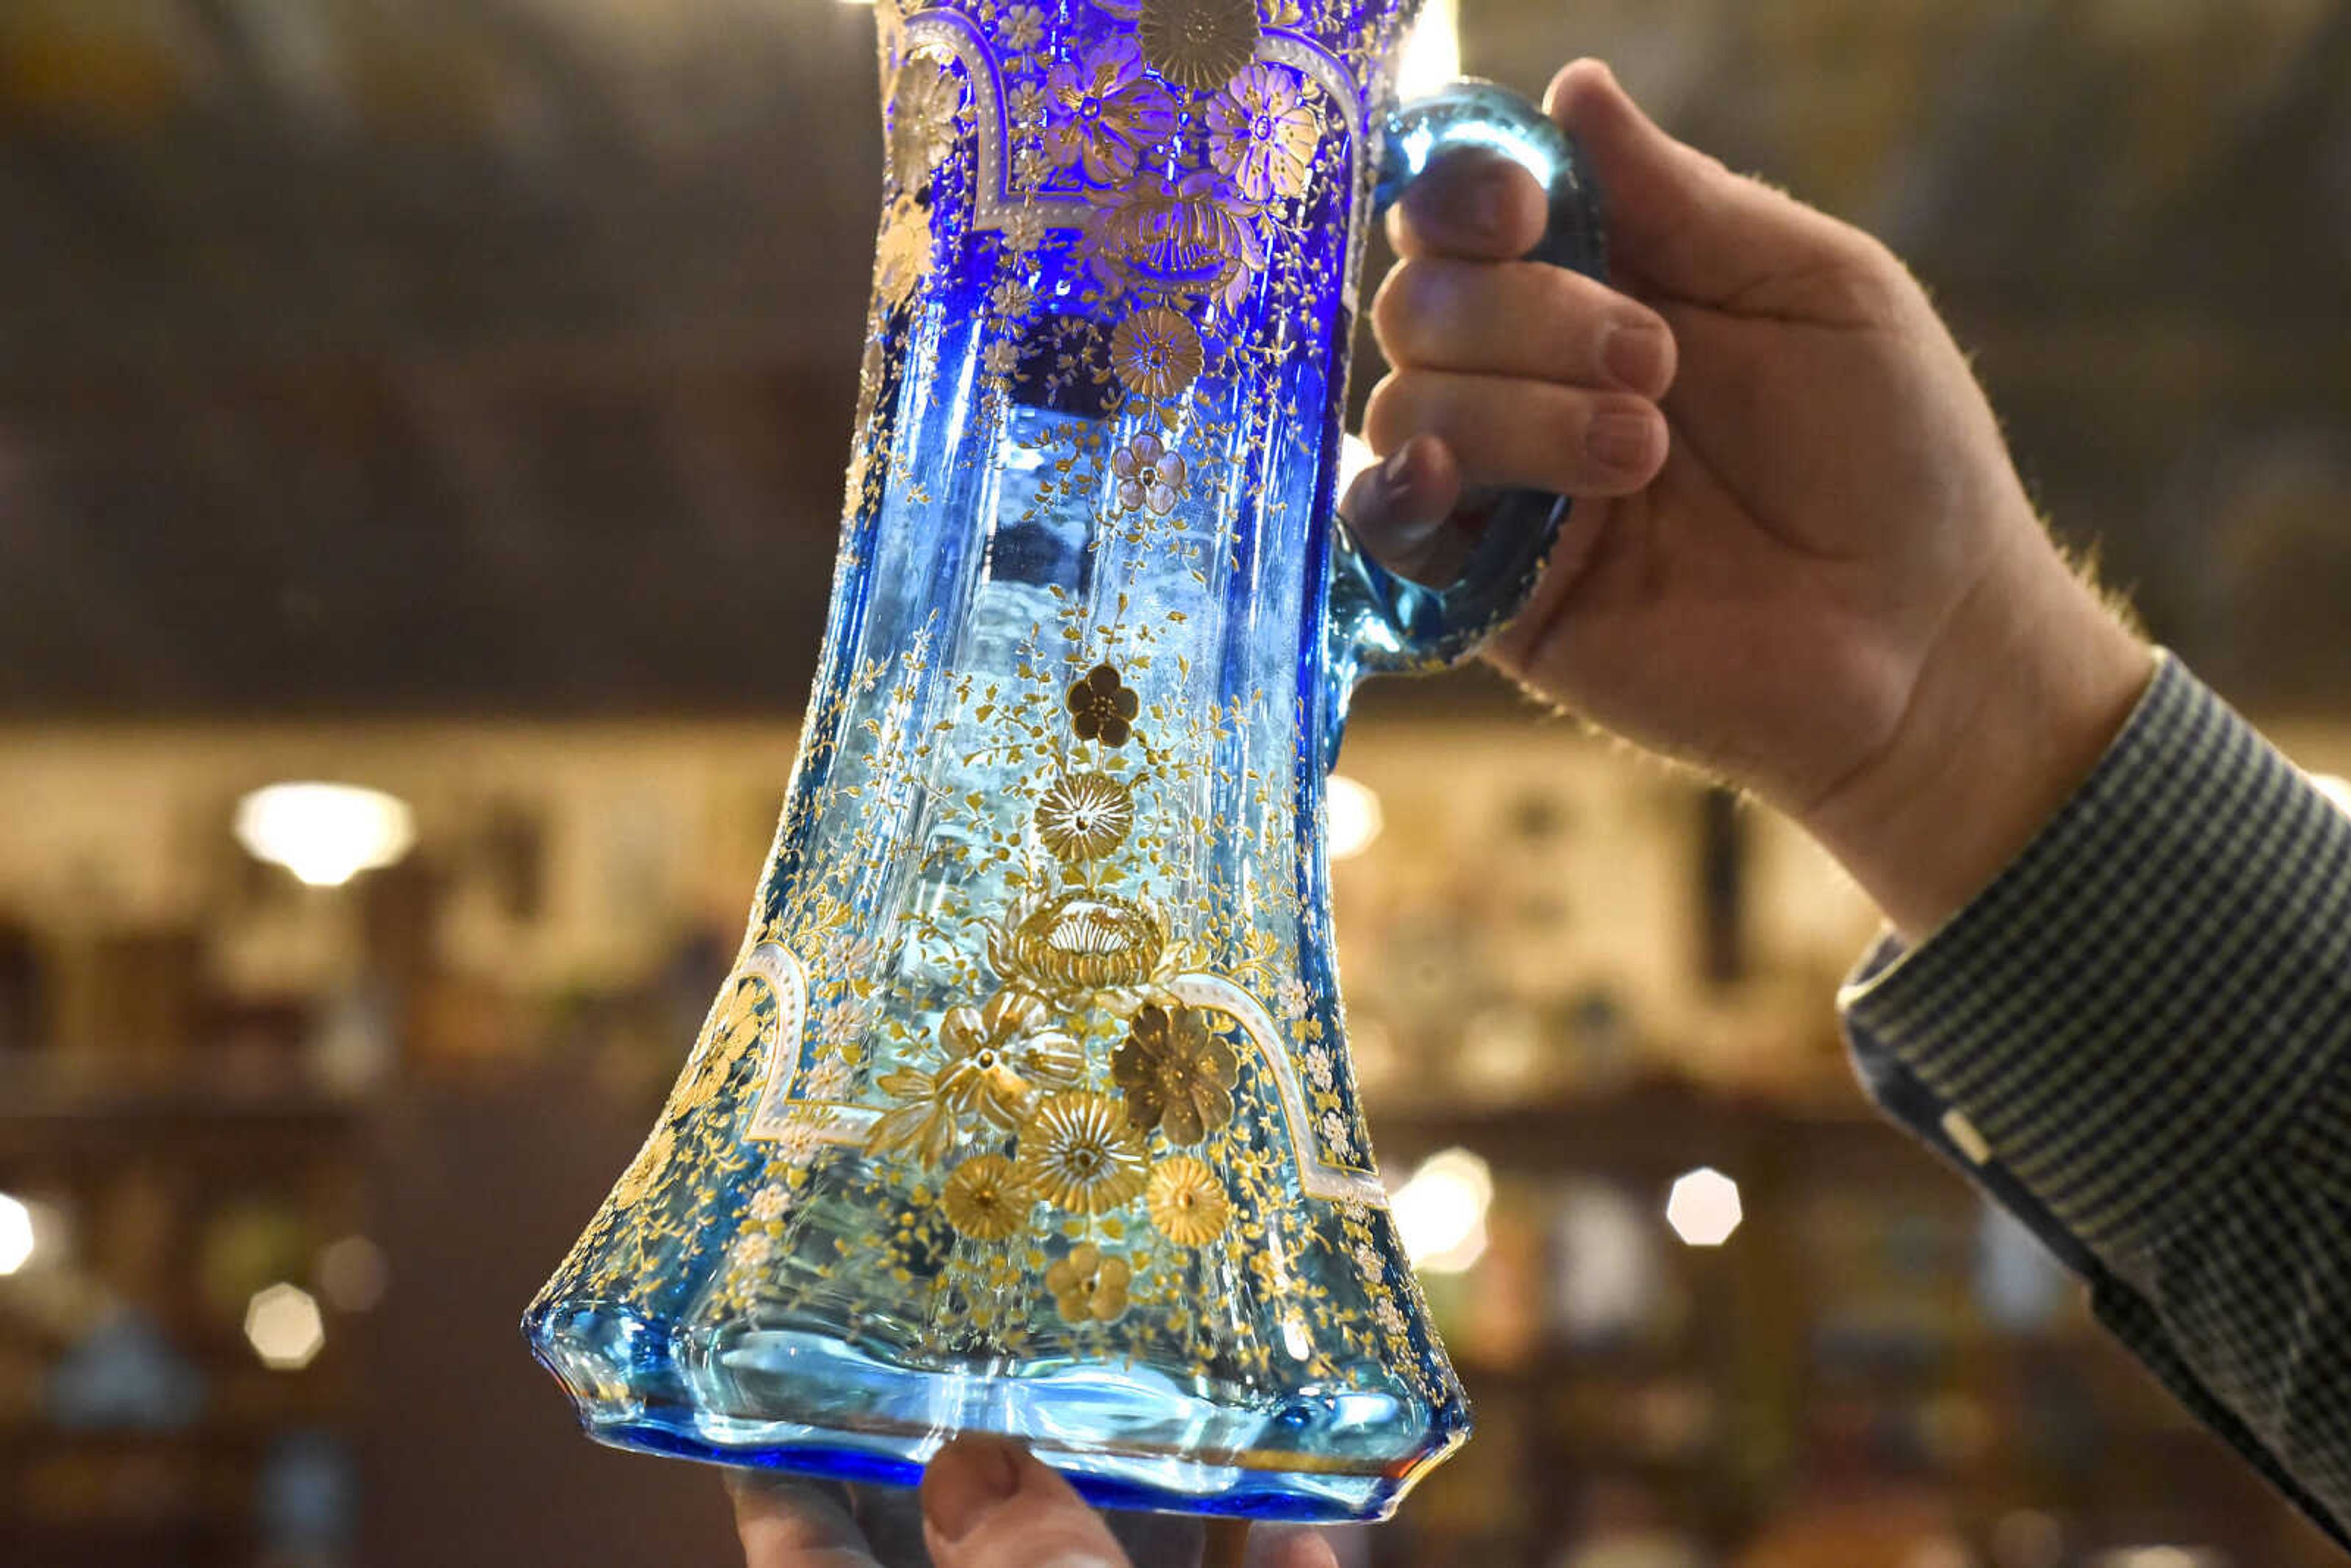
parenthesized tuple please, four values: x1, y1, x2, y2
(1, 1, 2348, 1566)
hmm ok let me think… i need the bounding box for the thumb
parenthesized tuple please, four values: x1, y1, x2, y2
(920, 1436, 1131, 1568)
(1547, 58, 1864, 305)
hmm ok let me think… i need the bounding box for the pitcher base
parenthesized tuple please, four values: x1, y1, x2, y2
(528, 1301, 1460, 1523)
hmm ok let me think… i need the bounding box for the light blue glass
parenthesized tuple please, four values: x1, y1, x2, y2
(525, 0, 1602, 1523)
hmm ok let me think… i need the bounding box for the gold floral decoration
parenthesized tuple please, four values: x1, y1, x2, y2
(1112, 1002, 1238, 1144)
(1205, 64, 1321, 203)
(611, 1125, 675, 1207)
(1112, 433, 1187, 516)
(1044, 37, 1176, 186)
(1015, 1092, 1152, 1214)
(1081, 176, 1265, 313)
(1067, 661, 1140, 746)
(866, 989, 1083, 1164)
(670, 977, 770, 1116)
(999, 2, 1046, 53)
(1139, 0, 1261, 92)
(1109, 306, 1205, 399)
(992, 892, 1167, 992)
(888, 56, 963, 192)
(1035, 770, 1135, 863)
(1145, 1156, 1231, 1247)
(1259, 0, 1304, 23)
(874, 197, 932, 310)
(1046, 1244, 1132, 1324)
(943, 1153, 1030, 1240)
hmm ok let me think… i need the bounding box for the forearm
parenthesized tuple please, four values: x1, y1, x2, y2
(1840, 653, 2351, 1544)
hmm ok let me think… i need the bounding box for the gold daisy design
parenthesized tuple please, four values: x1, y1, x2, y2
(1205, 64, 1321, 202)
(1146, 1156, 1232, 1247)
(1109, 306, 1205, 400)
(943, 1153, 1030, 1240)
(1046, 1242, 1132, 1323)
(1035, 771, 1134, 862)
(1139, 0, 1261, 92)
(1016, 1092, 1151, 1214)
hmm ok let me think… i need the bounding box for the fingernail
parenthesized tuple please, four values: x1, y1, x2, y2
(1586, 408, 1655, 471)
(921, 1435, 1026, 1544)
(1602, 322, 1671, 395)
(1379, 443, 1414, 488)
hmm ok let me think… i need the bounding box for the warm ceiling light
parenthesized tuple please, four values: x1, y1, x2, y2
(1392, 1147, 1491, 1272)
(1394, 0, 1461, 103)
(1327, 775, 1384, 861)
(1665, 1167, 1742, 1247)
(234, 782, 416, 888)
(244, 1282, 326, 1371)
(0, 1193, 32, 1275)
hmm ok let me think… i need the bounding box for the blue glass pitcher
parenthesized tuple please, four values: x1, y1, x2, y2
(526, 0, 1602, 1523)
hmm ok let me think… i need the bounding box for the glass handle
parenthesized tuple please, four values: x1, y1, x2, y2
(1322, 80, 1607, 757)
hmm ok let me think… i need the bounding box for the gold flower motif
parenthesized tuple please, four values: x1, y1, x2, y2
(612, 1125, 675, 1207)
(992, 892, 1167, 992)
(1082, 175, 1265, 313)
(1045, 1242, 1133, 1322)
(1044, 37, 1176, 185)
(864, 989, 1082, 1164)
(888, 57, 964, 192)
(1016, 1092, 1151, 1214)
(1066, 661, 1139, 746)
(943, 1153, 1030, 1240)
(1139, 0, 1261, 92)
(1035, 771, 1134, 862)
(1000, 2, 1046, 53)
(1109, 306, 1204, 399)
(1112, 1003, 1238, 1144)
(1113, 433, 1187, 516)
(1205, 64, 1320, 202)
(672, 975, 771, 1116)
(1259, 0, 1304, 23)
(1146, 1156, 1231, 1247)
(874, 197, 932, 309)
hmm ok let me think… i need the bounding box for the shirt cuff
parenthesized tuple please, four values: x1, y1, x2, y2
(1837, 650, 2351, 1280)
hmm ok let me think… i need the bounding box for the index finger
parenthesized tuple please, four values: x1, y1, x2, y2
(1382, 145, 1548, 261)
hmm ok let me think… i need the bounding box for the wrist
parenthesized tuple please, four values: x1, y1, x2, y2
(1799, 544, 2155, 943)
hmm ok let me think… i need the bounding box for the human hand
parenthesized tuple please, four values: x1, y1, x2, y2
(730, 1435, 1340, 1568)
(1347, 59, 2152, 937)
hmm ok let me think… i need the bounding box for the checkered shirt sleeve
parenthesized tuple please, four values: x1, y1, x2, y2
(1840, 650, 2351, 1551)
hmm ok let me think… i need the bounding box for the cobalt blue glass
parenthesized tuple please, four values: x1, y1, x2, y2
(525, 0, 1602, 1523)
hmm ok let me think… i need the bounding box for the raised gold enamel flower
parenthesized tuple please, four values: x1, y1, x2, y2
(1112, 1002, 1238, 1144)
(1109, 306, 1204, 399)
(1066, 661, 1139, 746)
(888, 57, 964, 191)
(1146, 1156, 1231, 1246)
(991, 892, 1167, 992)
(1035, 770, 1134, 862)
(943, 1153, 1030, 1240)
(1205, 64, 1320, 202)
(1139, 0, 1260, 92)
(874, 197, 932, 309)
(864, 989, 1082, 1164)
(1113, 433, 1187, 516)
(612, 1125, 675, 1207)
(1016, 1092, 1151, 1214)
(1046, 1242, 1132, 1322)
(1044, 37, 1175, 185)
